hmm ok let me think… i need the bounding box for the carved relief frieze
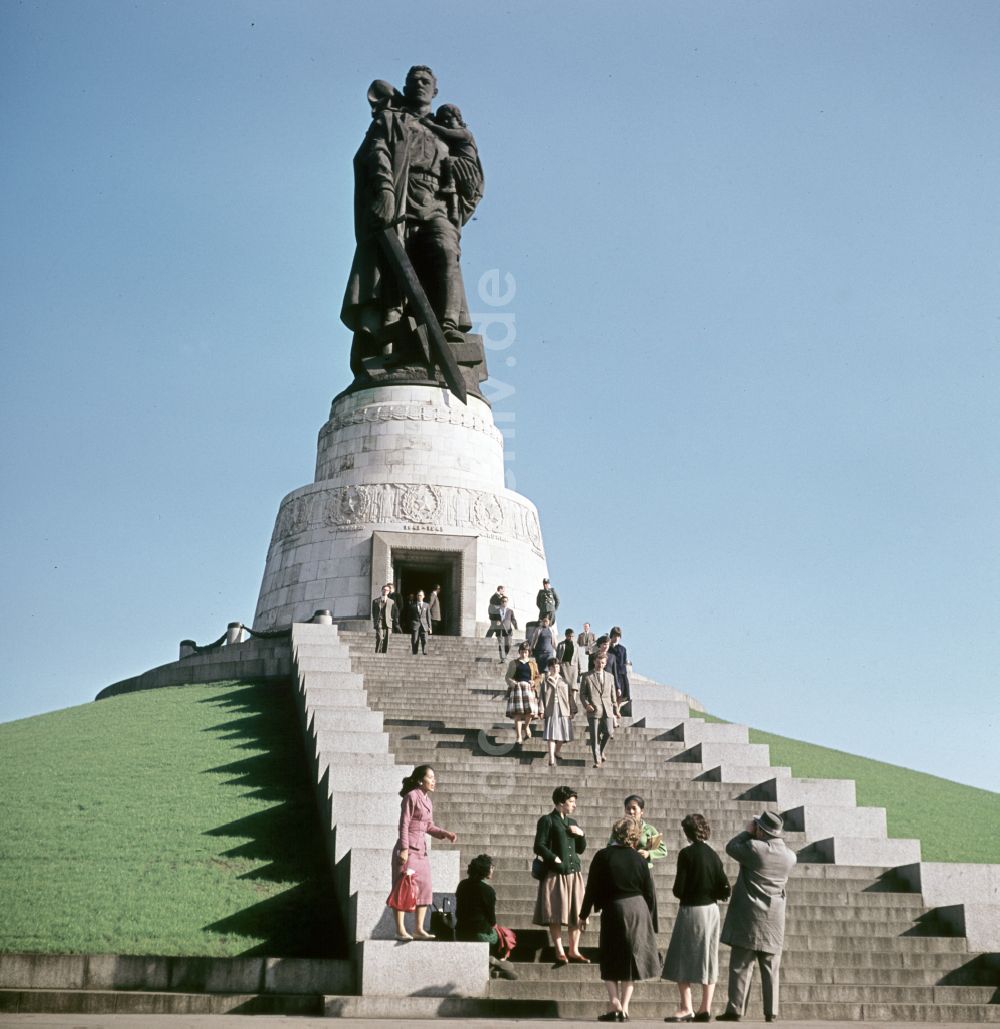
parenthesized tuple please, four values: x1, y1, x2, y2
(271, 481, 543, 557)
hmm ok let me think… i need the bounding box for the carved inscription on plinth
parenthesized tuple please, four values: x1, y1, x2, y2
(270, 483, 543, 558)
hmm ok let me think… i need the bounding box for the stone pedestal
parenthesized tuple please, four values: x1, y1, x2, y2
(253, 384, 548, 634)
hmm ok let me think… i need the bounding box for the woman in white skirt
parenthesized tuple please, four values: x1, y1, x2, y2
(662, 813, 731, 1022)
(538, 658, 573, 765)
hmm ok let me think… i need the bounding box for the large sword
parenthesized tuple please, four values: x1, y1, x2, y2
(376, 226, 468, 405)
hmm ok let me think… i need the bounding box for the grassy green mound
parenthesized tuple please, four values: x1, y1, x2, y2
(0, 682, 344, 957)
(698, 711, 999, 864)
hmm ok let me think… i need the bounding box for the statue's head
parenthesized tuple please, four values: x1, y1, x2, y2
(404, 65, 438, 108)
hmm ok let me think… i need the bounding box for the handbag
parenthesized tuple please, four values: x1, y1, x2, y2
(430, 897, 456, 941)
(494, 924, 517, 959)
(530, 856, 547, 881)
(386, 868, 418, 912)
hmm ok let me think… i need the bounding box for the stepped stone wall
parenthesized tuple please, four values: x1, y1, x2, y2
(83, 623, 998, 1020)
(318, 628, 999, 1022)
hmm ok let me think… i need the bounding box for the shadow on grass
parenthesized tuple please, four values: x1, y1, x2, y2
(198, 683, 347, 958)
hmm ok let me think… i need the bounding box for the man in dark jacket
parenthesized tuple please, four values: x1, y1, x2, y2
(406, 589, 433, 655)
(371, 583, 395, 653)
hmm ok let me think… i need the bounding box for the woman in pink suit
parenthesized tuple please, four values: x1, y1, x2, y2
(391, 764, 458, 940)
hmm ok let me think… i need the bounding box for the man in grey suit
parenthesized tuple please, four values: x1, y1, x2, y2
(495, 595, 518, 659)
(407, 589, 433, 656)
(371, 583, 395, 654)
(576, 622, 596, 654)
(718, 811, 797, 1024)
(578, 651, 619, 767)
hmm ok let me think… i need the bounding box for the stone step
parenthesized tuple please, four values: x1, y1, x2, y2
(491, 882, 923, 905)
(484, 977, 997, 1004)
(0, 988, 325, 1016)
(325, 992, 1000, 1022)
(488, 905, 935, 931)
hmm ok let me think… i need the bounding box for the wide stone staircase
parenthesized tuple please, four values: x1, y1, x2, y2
(335, 629, 999, 1022)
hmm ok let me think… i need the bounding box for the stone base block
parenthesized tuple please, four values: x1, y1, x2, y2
(897, 861, 1000, 907)
(303, 683, 369, 707)
(934, 904, 1000, 952)
(745, 776, 857, 808)
(355, 939, 488, 997)
(331, 823, 398, 862)
(301, 670, 366, 690)
(783, 803, 887, 840)
(311, 708, 384, 733)
(662, 719, 750, 745)
(324, 792, 399, 826)
(313, 731, 389, 756)
(806, 835, 921, 866)
(629, 699, 691, 727)
(695, 764, 792, 784)
(671, 741, 771, 767)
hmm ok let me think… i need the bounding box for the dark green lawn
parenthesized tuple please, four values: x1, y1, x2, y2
(0, 682, 345, 956)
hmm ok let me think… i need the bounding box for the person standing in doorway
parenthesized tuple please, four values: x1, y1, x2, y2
(429, 584, 444, 636)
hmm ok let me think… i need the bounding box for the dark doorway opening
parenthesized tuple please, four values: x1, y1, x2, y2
(394, 556, 457, 635)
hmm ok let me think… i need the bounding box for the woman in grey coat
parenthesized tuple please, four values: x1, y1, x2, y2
(538, 658, 574, 765)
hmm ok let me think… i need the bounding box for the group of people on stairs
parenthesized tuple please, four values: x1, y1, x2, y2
(388, 765, 796, 1023)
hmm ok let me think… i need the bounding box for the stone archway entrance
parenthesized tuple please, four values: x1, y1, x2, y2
(394, 558, 456, 635)
(370, 531, 478, 637)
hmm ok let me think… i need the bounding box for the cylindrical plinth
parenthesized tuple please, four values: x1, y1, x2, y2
(253, 385, 549, 634)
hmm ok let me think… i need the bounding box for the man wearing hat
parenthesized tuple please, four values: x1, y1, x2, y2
(717, 811, 797, 1023)
(535, 577, 559, 630)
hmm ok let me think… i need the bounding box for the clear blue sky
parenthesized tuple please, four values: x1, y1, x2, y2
(2, 1, 998, 792)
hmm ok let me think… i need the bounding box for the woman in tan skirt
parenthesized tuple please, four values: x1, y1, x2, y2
(533, 784, 588, 963)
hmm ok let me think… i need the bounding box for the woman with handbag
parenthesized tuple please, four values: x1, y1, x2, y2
(390, 765, 457, 941)
(539, 658, 574, 765)
(505, 641, 540, 743)
(533, 784, 588, 964)
(661, 812, 732, 1022)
